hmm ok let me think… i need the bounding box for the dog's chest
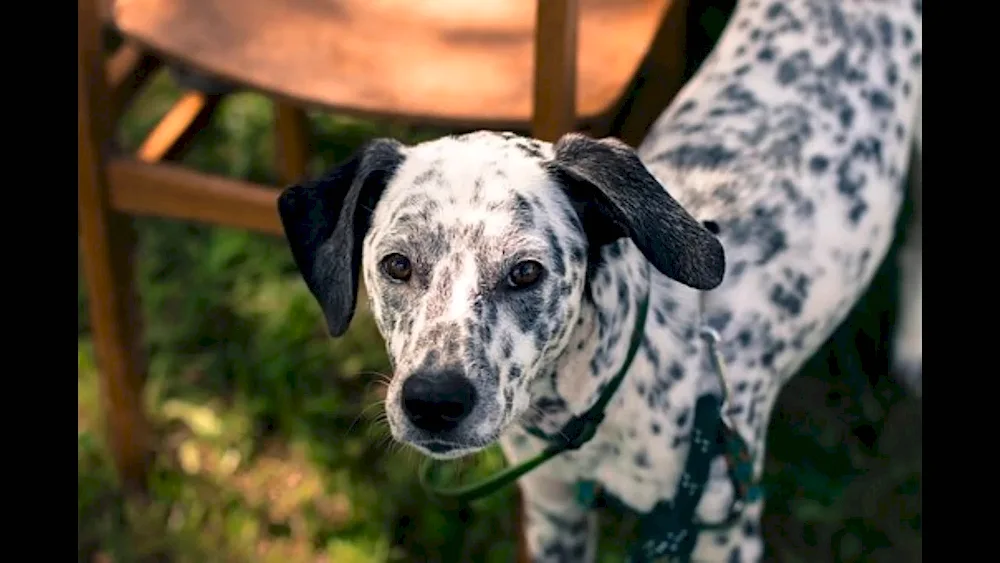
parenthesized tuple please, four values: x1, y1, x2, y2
(553, 316, 731, 512)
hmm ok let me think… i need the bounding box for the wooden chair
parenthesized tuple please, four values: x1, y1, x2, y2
(79, 0, 694, 546)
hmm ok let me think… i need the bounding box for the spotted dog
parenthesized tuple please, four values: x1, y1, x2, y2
(277, 0, 922, 560)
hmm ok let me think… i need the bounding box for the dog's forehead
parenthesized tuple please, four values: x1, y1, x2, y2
(375, 132, 562, 233)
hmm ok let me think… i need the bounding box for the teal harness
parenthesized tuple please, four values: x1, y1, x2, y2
(419, 292, 762, 562)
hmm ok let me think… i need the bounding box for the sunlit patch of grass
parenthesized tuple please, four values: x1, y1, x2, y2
(79, 340, 400, 563)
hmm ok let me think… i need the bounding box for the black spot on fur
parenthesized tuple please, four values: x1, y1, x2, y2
(886, 63, 899, 87)
(515, 140, 544, 159)
(730, 261, 747, 279)
(617, 278, 630, 304)
(642, 337, 660, 371)
(776, 50, 810, 85)
(876, 16, 894, 47)
(675, 100, 698, 115)
(547, 228, 566, 276)
(500, 335, 513, 359)
(761, 340, 786, 368)
(657, 144, 739, 168)
(506, 286, 546, 334)
(662, 299, 678, 314)
(669, 363, 685, 380)
(512, 194, 534, 229)
(809, 155, 829, 173)
(412, 168, 442, 186)
(676, 408, 690, 427)
(839, 106, 854, 129)
(849, 201, 868, 224)
(634, 451, 650, 468)
(902, 26, 914, 46)
(654, 309, 667, 325)
(868, 90, 895, 112)
(737, 329, 752, 347)
(769, 284, 802, 316)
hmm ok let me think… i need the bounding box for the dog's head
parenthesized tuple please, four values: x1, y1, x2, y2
(278, 132, 723, 459)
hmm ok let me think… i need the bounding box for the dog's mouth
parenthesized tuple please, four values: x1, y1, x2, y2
(409, 435, 499, 460)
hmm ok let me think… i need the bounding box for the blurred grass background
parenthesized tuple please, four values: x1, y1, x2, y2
(78, 2, 921, 561)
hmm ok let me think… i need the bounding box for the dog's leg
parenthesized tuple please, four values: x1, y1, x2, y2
(518, 471, 595, 563)
(503, 435, 595, 563)
(892, 95, 922, 397)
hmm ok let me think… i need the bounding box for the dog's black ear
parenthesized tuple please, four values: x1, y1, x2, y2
(278, 139, 405, 336)
(548, 133, 725, 290)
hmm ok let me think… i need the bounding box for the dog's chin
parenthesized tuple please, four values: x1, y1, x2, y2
(408, 439, 491, 460)
(393, 427, 504, 460)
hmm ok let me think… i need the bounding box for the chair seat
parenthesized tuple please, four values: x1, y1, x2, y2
(113, 0, 670, 128)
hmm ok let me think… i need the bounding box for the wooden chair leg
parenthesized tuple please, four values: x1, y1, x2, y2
(531, 0, 579, 143)
(78, 211, 151, 493)
(274, 102, 310, 184)
(80, 0, 152, 493)
(79, 115, 152, 494)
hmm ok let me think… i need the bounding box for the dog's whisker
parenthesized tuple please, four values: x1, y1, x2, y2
(346, 400, 386, 436)
(354, 371, 394, 390)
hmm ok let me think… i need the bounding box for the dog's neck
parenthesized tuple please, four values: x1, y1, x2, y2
(520, 239, 708, 436)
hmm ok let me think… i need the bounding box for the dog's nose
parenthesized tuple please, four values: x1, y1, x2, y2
(401, 369, 477, 433)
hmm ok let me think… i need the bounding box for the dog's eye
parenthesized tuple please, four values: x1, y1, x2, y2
(381, 253, 413, 282)
(507, 260, 544, 289)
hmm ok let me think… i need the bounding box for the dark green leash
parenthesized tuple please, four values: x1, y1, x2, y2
(418, 293, 762, 562)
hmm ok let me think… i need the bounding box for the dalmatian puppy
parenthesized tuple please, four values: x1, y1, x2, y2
(277, 0, 922, 560)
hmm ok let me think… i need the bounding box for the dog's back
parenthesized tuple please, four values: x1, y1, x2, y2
(638, 0, 923, 385)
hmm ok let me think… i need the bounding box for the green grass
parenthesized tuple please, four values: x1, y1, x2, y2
(78, 68, 920, 563)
